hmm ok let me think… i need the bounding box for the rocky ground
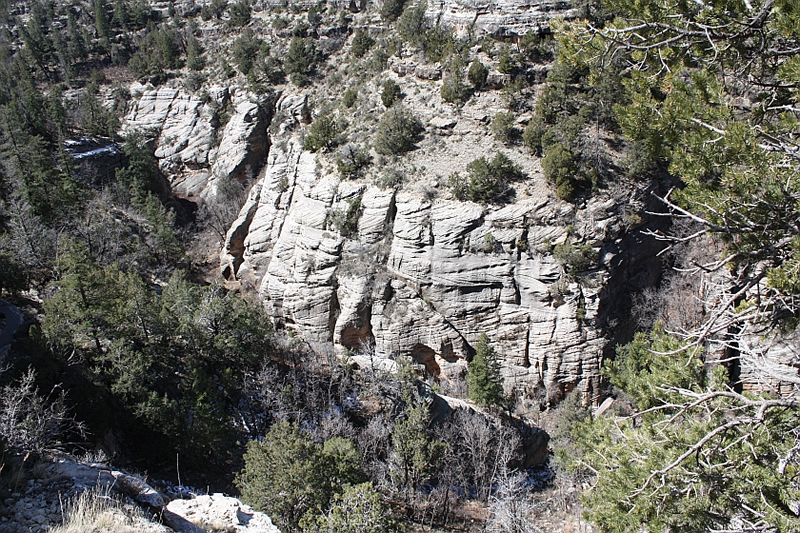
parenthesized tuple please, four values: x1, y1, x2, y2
(0, 457, 278, 533)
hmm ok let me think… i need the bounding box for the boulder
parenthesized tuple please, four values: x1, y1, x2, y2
(165, 494, 281, 533)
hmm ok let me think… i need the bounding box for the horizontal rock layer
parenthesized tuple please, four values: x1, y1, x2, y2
(220, 93, 634, 404)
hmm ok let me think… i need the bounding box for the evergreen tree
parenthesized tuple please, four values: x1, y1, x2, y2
(373, 106, 423, 155)
(380, 0, 406, 23)
(284, 37, 320, 85)
(390, 399, 447, 495)
(93, 0, 110, 48)
(301, 483, 403, 533)
(350, 28, 374, 59)
(467, 59, 488, 90)
(185, 32, 205, 71)
(304, 114, 347, 153)
(467, 334, 505, 408)
(227, 0, 251, 28)
(381, 79, 402, 107)
(237, 423, 366, 532)
(572, 328, 800, 533)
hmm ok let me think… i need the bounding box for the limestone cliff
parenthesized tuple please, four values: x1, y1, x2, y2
(123, 84, 273, 200)
(424, 0, 576, 38)
(119, 3, 660, 407)
(215, 89, 664, 406)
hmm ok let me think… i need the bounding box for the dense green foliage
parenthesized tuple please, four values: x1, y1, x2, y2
(237, 422, 366, 532)
(547, 4, 800, 529)
(467, 60, 488, 90)
(467, 334, 506, 408)
(301, 482, 403, 533)
(227, 0, 251, 28)
(569, 327, 800, 533)
(285, 37, 321, 85)
(380, 0, 407, 23)
(440, 61, 469, 105)
(43, 248, 272, 466)
(232, 28, 267, 76)
(390, 399, 448, 493)
(557, 0, 800, 327)
(381, 79, 402, 107)
(374, 106, 424, 155)
(449, 152, 521, 204)
(305, 114, 347, 153)
(491, 112, 518, 145)
(350, 28, 375, 59)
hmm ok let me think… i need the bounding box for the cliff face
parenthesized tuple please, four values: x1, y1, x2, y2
(122, 84, 273, 200)
(424, 0, 576, 38)
(210, 90, 665, 406)
(117, 2, 659, 407)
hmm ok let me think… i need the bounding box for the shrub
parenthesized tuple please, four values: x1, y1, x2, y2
(498, 45, 516, 74)
(447, 172, 467, 201)
(422, 25, 454, 62)
(467, 334, 506, 408)
(237, 422, 333, 531)
(374, 106, 424, 155)
(337, 144, 372, 179)
(541, 142, 577, 201)
(553, 240, 597, 273)
(374, 168, 404, 189)
(440, 70, 468, 104)
(522, 119, 547, 155)
(0, 369, 82, 456)
(350, 28, 375, 58)
(381, 79, 402, 107)
(328, 196, 362, 236)
(0, 251, 26, 296)
(397, 1, 427, 44)
(285, 37, 320, 85)
(237, 422, 366, 532)
(272, 15, 289, 30)
(449, 153, 521, 204)
(519, 30, 554, 63)
(380, 0, 406, 23)
(200, 0, 227, 20)
(301, 482, 402, 533)
(342, 87, 357, 108)
(468, 59, 488, 90)
(462, 152, 521, 204)
(227, 0, 250, 27)
(186, 34, 205, 71)
(232, 28, 265, 75)
(305, 114, 347, 153)
(491, 112, 518, 144)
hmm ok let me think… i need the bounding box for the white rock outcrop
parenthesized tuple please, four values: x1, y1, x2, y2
(165, 494, 281, 533)
(424, 0, 576, 38)
(219, 96, 639, 403)
(123, 85, 271, 199)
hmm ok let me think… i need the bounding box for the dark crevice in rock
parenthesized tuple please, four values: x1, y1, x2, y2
(411, 343, 440, 378)
(595, 183, 675, 359)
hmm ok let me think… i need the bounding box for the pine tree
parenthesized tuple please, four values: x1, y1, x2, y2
(571, 328, 800, 533)
(467, 334, 505, 408)
(390, 399, 447, 495)
(93, 0, 110, 49)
